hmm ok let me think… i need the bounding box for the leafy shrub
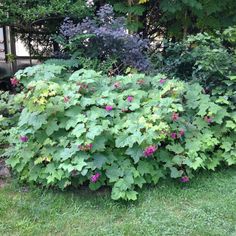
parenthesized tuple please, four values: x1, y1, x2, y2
(5, 64, 236, 200)
(56, 4, 150, 75)
(156, 33, 235, 80)
(0, 91, 21, 157)
(152, 32, 236, 113)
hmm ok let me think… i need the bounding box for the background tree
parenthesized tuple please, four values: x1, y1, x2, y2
(0, 0, 236, 57)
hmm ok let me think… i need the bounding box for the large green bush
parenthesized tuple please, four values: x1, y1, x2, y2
(153, 32, 236, 109)
(5, 64, 236, 200)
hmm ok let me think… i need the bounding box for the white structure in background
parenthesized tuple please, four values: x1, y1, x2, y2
(0, 28, 5, 60)
(0, 26, 38, 75)
(15, 39, 30, 57)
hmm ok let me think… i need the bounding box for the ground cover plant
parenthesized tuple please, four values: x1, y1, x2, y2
(3, 64, 236, 200)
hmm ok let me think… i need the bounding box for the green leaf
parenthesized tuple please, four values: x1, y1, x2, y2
(170, 167, 183, 178)
(71, 123, 86, 138)
(93, 154, 107, 168)
(106, 164, 124, 182)
(125, 145, 143, 163)
(126, 190, 138, 201)
(166, 144, 184, 154)
(86, 125, 104, 140)
(6, 156, 20, 168)
(66, 114, 86, 130)
(115, 133, 131, 148)
(46, 119, 59, 136)
(189, 157, 203, 170)
(226, 120, 236, 129)
(72, 158, 87, 172)
(137, 161, 154, 176)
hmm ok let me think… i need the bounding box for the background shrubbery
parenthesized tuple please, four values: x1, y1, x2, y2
(3, 65, 236, 200)
(56, 4, 150, 74)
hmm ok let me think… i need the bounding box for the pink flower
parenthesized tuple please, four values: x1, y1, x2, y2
(78, 143, 93, 151)
(180, 176, 189, 183)
(144, 145, 157, 157)
(172, 112, 179, 121)
(171, 132, 177, 139)
(160, 79, 166, 84)
(137, 79, 145, 85)
(179, 129, 185, 137)
(90, 173, 100, 183)
(105, 105, 113, 111)
(204, 116, 212, 123)
(114, 82, 121, 88)
(20, 136, 28, 142)
(10, 77, 19, 87)
(127, 96, 134, 102)
(64, 96, 70, 103)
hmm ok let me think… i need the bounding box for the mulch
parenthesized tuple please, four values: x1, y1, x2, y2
(0, 158, 11, 188)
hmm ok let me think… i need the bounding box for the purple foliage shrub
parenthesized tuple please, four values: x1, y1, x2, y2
(59, 4, 150, 73)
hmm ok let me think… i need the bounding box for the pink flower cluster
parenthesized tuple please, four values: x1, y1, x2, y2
(79, 144, 93, 151)
(172, 112, 179, 121)
(204, 116, 213, 123)
(160, 79, 166, 84)
(127, 96, 134, 102)
(170, 129, 185, 140)
(20, 136, 28, 142)
(180, 176, 189, 183)
(64, 96, 70, 103)
(171, 132, 177, 139)
(105, 105, 113, 111)
(114, 82, 121, 88)
(10, 77, 19, 87)
(144, 145, 157, 157)
(90, 173, 100, 183)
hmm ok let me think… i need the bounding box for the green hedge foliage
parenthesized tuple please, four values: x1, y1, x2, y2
(4, 65, 236, 200)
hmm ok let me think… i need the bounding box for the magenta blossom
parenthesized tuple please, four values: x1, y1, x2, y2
(144, 145, 157, 157)
(64, 96, 70, 103)
(10, 77, 19, 87)
(127, 96, 134, 102)
(20, 136, 28, 142)
(172, 112, 179, 121)
(179, 129, 185, 137)
(90, 173, 101, 183)
(204, 116, 212, 123)
(105, 105, 113, 111)
(171, 132, 177, 139)
(160, 79, 166, 84)
(180, 176, 189, 183)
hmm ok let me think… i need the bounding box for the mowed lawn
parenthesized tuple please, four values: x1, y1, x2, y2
(0, 167, 236, 236)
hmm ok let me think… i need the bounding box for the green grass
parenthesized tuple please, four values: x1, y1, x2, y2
(1, 167, 236, 236)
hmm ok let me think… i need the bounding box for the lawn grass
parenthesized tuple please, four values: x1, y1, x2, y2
(0, 167, 236, 236)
